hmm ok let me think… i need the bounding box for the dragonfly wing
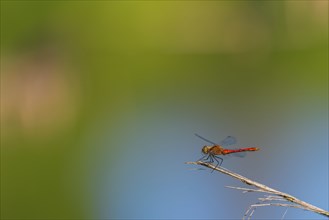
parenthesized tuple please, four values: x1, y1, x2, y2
(220, 136, 237, 146)
(232, 151, 247, 157)
(194, 133, 219, 145)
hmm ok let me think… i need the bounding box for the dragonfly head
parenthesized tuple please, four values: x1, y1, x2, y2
(202, 145, 212, 154)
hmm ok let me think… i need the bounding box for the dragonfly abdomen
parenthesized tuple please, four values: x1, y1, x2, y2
(222, 147, 259, 155)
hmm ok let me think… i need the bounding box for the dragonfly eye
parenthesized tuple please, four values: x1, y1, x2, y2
(202, 146, 211, 154)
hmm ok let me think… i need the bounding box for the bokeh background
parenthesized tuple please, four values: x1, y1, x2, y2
(1, 1, 328, 219)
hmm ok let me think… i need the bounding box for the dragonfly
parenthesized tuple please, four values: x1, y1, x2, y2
(195, 133, 260, 169)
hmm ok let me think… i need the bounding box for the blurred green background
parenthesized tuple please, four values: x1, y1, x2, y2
(1, 1, 328, 219)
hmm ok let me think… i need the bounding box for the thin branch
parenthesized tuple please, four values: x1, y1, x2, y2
(186, 161, 329, 218)
(281, 207, 289, 220)
(244, 202, 304, 220)
(244, 194, 305, 220)
(258, 195, 288, 202)
(225, 186, 267, 193)
(250, 203, 304, 209)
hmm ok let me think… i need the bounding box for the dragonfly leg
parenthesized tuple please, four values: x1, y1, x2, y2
(208, 154, 214, 164)
(199, 154, 221, 172)
(198, 154, 208, 162)
(209, 155, 218, 172)
(199, 154, 213, 164)
(213, 155, 223, 168)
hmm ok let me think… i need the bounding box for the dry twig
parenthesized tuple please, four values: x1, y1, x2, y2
(186, 161, 329, 218)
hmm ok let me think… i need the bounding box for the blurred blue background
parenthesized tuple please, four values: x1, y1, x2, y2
(1, 1, 328, 219)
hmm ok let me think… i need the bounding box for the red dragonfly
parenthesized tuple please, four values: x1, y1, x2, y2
(195, 133, 260, 168)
